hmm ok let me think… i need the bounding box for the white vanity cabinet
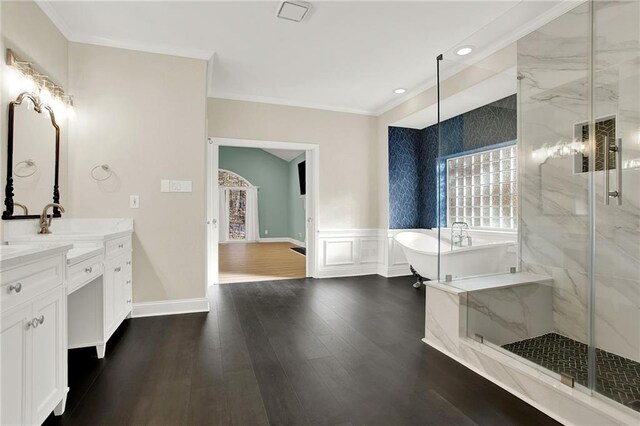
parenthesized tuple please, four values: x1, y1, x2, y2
(4, 219, 135, 360)
(103, 241, 133, 337)
(0, 245, 71, 426)
(65, 233, 133, 358)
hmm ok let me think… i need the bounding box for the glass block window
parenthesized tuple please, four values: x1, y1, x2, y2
(446, 145, 518, 229)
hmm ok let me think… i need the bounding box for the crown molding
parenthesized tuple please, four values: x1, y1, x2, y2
(35, 0, 76, 40)
(209, 92, 376, 117)
(35, 0, 213, 60)
(68, 34, 214, 61)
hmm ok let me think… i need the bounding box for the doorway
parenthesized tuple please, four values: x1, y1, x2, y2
(207, 138, 319, 285)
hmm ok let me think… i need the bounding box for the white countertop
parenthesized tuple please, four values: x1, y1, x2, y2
(426, 272, 553, 294)
(0, 243, 73, 270)
(67, 247, 105, 266)
(6, 229, 132, 243)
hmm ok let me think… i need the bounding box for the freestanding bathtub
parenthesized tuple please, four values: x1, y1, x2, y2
(393, 231, 516, 284)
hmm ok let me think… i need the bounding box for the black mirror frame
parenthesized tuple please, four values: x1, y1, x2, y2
(3, 92, 61, 220)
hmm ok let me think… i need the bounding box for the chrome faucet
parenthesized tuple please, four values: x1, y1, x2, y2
(13, 202, 28, 215)
(39, 203, 65, 234)
(451, 221, 472, 249)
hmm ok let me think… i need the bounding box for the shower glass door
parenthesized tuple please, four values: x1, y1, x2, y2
(592, 0, 640, 411)
(434, 0, 639, 414)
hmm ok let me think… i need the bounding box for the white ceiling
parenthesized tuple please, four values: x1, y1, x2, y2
(392, 67, 517, 129)
(37, 1, 575, 115)
(262, 148, 305, 162)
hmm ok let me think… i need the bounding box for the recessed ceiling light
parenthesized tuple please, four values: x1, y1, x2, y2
(277, 1, 310, 23)
(455, 46, 474, 56)
(393, 88, 407, 94)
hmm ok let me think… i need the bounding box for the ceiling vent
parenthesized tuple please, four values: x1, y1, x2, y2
(277, 1, 310, 23)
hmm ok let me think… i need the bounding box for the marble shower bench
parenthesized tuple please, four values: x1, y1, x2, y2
(423, 273, 639, 425)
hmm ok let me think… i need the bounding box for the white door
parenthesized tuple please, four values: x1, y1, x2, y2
(31, 288, 65, 425)
(1, 305, 33, 426)
(207, 139, 219, 285)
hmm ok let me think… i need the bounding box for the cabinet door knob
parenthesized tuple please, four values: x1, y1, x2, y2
(85, 266, 93, 273)
(127, 299, 132, 303)
(37, 315, 45, 325)
(126, 280, 131, 284)
(118, 244, 124, 249)
(27, 319, 38, 329)
(8, 282, 22, 293)
(114, 267, 122, 272)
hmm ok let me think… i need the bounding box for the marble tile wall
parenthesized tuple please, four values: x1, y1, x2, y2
(466, 283, 553, 346)
(518, 0, 639, 362)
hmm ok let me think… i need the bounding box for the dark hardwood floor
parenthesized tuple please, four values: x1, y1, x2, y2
(45, 275, 560, 425)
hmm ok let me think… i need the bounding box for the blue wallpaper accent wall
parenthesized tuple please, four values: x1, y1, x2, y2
(388, 127, 422, 229)
(388, 94, 517, 229)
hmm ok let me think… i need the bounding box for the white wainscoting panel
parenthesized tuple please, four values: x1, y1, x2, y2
(316, 228, 517, 279)
(324, 240, 354, 266)
(317, 230, 379, 278)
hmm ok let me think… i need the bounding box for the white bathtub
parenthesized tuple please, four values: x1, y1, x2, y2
(393, 231, 517, 281)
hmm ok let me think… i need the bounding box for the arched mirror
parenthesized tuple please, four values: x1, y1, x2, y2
(3, 92, 61, 220)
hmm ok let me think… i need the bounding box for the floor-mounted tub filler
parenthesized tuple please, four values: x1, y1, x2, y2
(393, 231, 516, 286)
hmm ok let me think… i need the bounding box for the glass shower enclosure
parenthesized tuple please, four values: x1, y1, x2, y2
(435, 0, 639, 414)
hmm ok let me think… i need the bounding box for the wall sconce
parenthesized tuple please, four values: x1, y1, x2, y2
(6, 48, 74, 118)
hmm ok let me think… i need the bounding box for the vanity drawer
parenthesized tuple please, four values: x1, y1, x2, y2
(105, 237, 131, 259)
(1, 255, 65, 312)
(68, 255, 103, 294)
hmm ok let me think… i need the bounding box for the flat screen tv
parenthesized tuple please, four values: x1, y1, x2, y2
(297, 161, 306, 195)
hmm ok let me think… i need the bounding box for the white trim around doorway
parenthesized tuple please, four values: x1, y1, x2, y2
(206, 137, 320, 286)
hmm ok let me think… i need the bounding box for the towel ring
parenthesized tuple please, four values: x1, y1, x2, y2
(91, 164, 113, 181)
(14, 159, 37, 178)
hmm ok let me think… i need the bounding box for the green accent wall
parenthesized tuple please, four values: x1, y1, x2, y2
(219, 147, 305, 241)
(288, 153, 306, 242)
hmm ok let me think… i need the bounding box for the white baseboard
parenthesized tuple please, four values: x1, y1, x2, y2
(259, 237, 305, 247)
(259, 237, 290, 243)
(289, 238, 305, 247)
(379, 263, 412, 278)
(316, 264, 379, 278)
(131, 297, 210, 318)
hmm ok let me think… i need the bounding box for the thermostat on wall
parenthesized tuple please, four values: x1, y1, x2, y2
(161, 180, 192, 193)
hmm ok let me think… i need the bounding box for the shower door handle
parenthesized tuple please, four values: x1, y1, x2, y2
(615, 138, 622, 205)
(603, 137, 621, 205)
(604, 137, 609, 205)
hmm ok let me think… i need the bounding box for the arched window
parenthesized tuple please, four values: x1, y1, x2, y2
(218, 170, 257, 241)
(218, 169, 251, 188)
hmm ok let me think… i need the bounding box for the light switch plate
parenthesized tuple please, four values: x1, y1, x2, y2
(161, 180, 192, 193)
(130, 195, 140, 209)
(161, 180, 171, 192)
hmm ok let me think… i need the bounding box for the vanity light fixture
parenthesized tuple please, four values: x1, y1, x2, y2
(6, 49, 74, 117)
(455, 46, 474, 56)
(393, 88, 407, 94)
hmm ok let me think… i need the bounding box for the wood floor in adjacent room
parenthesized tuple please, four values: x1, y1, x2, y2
(219, 242, 306, 283)
(44, 276, 559, 426)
